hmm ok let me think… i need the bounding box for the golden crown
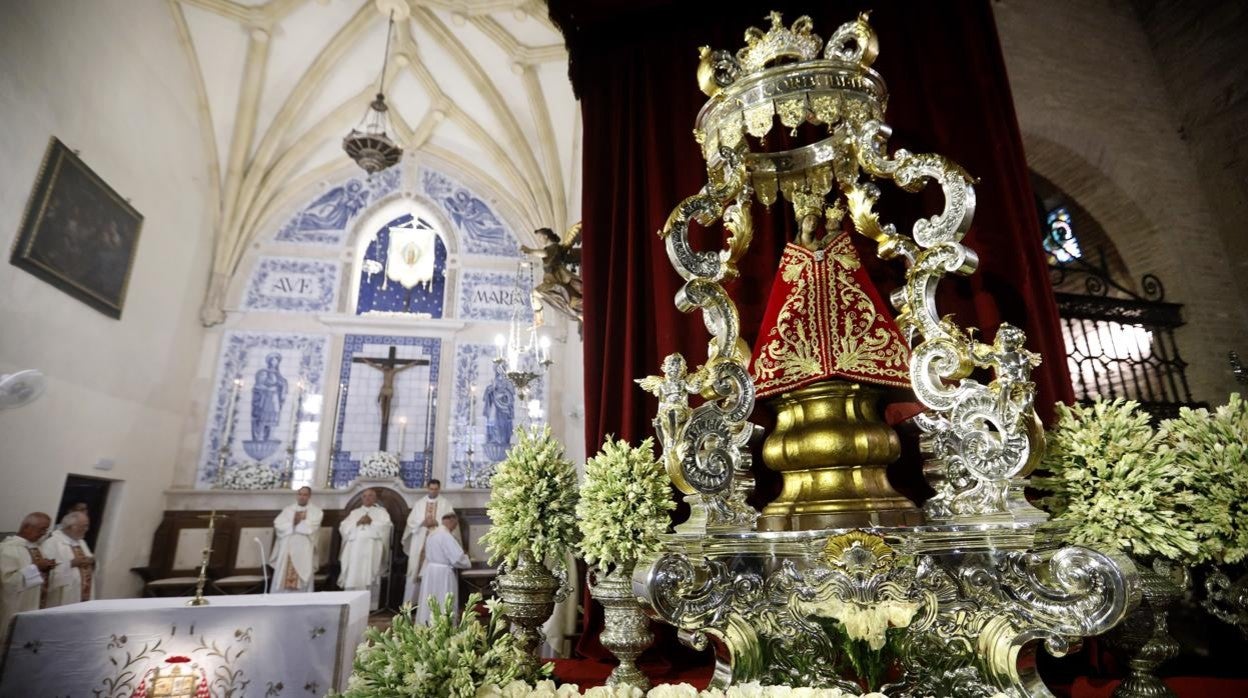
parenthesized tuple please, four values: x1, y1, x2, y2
(693, 12, 888, 208)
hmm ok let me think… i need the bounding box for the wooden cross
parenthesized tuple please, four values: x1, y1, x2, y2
(352, 346, 429, 451)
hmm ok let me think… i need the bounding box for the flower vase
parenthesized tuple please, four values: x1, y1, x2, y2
(1110, 559, 1188, 698)
(495, 551, 560, 673)
(590, 561, 653, 690)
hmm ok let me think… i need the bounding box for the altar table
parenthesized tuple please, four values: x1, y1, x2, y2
(0, 591, 369, 698)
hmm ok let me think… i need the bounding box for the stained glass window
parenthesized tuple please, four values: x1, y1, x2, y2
(1043, 206, 1082, 262)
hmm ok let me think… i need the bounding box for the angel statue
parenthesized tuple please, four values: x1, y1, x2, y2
(521, 223, 583, 324)
(636, 354, 705, 465)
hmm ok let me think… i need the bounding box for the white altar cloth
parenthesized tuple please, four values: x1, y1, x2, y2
(0, 591, 369, 698)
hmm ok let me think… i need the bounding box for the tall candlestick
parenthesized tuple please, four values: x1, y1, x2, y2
(423, 383, 435, 455)
(223, 377, 243, 443)
(397, 416, 407, 455)
(289, 380, 304, 442)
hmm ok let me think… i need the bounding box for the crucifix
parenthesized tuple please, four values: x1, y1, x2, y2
(352, 345, 429, 451)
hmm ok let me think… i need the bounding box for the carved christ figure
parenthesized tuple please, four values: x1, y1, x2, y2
(357, 359, 420, 440)
(351, 346, 429, 451)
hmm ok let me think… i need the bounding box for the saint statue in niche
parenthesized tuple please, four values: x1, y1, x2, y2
(245, 353, 287, 460)
(482, 363, 516, 461)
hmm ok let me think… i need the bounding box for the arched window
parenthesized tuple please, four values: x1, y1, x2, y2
(1031, 172, 1201, 418)
(354, 209, 448, 317)
(1042, 206, 1082, 263)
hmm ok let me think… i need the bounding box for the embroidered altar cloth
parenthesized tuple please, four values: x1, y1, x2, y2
(750, 234, 911, 398)
(0, 591, 369, 698)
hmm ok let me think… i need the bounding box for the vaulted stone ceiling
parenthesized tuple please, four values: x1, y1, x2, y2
(169, 0, 578, 272)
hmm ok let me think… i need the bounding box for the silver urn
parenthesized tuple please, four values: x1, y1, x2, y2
(590, 561, 653, 690)
(495, 552, 561, 674)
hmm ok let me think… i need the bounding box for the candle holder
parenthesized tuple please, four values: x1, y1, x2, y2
(187, 511, 227, 607)
(213, 377, 243, 489)
(325, 447, 338, 489)
(494, 261, 553, 430)
(282, 444, 296, 489)
(464, 440, 478, 489)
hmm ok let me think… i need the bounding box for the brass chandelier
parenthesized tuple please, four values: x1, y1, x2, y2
(343, 10, 402, 174)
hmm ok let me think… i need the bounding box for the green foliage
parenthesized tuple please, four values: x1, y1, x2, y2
(1035, 399, 1201, 562)
(1158, 393, 1248, 565)
(483, 426, 580, 570)
(577, 436, 676, 572)
(332, 594, 551, 698)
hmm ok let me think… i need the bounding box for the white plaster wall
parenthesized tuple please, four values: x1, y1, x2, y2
(0, 0, 213, 597)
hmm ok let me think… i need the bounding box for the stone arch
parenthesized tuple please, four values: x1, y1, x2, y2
(1021, 131, 1164, 295)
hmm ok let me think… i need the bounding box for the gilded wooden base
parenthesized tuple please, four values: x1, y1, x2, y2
(759, 381, 921, 531)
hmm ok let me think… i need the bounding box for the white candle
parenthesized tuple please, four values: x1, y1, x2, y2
(223, 378, 243, 443)
(398, 416, 407, 455)
(494, 334, 505, 360)
(289, 380, 304, 440)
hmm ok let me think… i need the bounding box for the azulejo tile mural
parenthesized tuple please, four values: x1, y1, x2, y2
(242, 256, 341, 313)
(447, 342, 547, 488)
(274, 168, 401, 245)
(355, 212, 447, 317)
(457, 269, 534, 322)
(331, 334, 442, 488)
(199, 332, 329, 488)
(419, 167, 521, 258)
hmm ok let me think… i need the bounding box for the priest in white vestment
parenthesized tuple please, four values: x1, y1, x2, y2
(338, 488, 392, 610)
(401, 479, 455, 604)
(270, 486, 323, 593)
(41, 511, 95, 607)
(414, 513, 471, 625)
(1, 513, 56, 643)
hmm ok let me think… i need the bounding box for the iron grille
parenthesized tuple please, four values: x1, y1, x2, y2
(1050, 253, 1206, 421)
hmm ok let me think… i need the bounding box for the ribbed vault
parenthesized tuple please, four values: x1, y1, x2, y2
(168, 0, 578, 324)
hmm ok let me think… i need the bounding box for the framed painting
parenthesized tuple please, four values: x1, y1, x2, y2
(9, 137, 143, 319)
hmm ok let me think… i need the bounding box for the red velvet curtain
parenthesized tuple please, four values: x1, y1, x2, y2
(548, 0, 1074, 660)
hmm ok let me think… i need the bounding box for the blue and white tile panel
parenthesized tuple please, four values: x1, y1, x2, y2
(457, 269, 534, 322)
(419, 167, 521, 258)
(331, 334, 442, 488)
(273, 168, 401, 246)
(198, 331, 329, 488)
(446, 342, 547, 488)
(241, 256, 342, 313)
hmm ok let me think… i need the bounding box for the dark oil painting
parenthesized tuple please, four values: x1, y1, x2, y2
(9, 137, 143, 319)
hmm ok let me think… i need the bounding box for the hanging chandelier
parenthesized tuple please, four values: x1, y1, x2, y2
(494, 261, 552, 415)
(343, 10, 402, 174)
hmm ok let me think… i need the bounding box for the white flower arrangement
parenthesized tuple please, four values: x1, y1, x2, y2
(220, 462, 283, 490)
(333, 593, 550, 698)
(1035, 399, 1202, 563)
(577, 436, 675, 573)
(804, 598, 919, 652)
(1158, 393, 1248, 565)
(474, 681, 897, 697)
(474, 681, 1015, 698)
(484, 426, 580, 571)
(359, 451, 401, 479)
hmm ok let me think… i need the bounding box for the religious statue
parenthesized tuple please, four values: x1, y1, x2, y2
(249, 353, 287, 447)
(482, 363, 516, 461)
(352, 346, 428, 452)
(637, 353, 705, 468)
(521, 223, 583, 324)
